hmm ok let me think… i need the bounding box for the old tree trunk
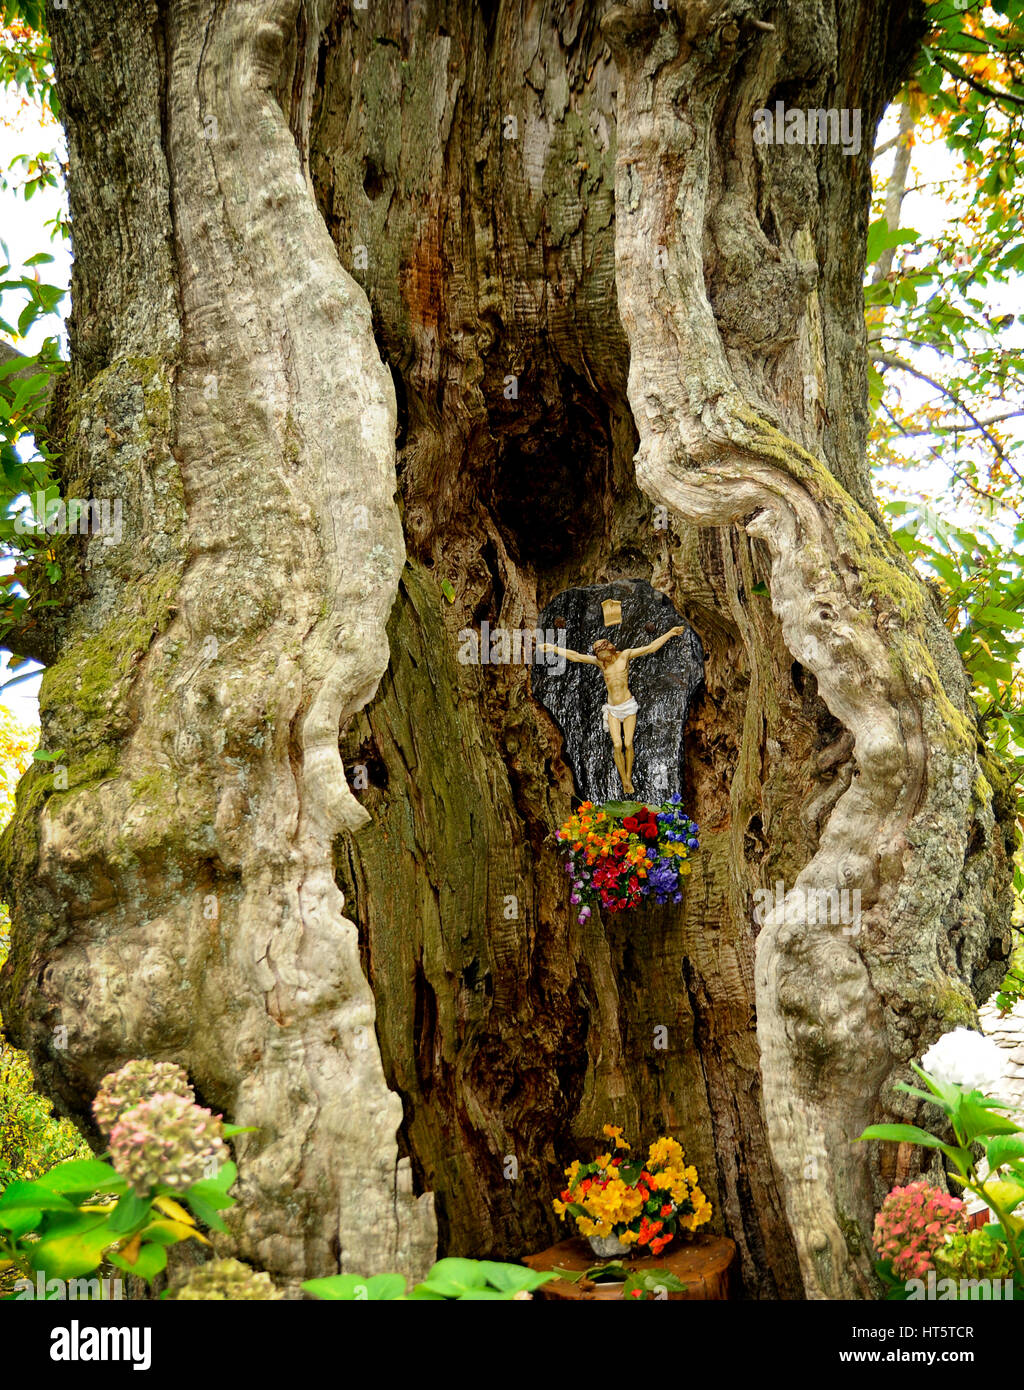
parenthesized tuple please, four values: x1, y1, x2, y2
(0, 0, 1013, 1299)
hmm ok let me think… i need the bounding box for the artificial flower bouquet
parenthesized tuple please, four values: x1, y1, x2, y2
(553, 1125, 712, 1256)
(557, 796, 700, 925)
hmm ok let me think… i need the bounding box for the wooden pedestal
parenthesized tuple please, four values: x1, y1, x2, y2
(523, 1233, 736, 1300)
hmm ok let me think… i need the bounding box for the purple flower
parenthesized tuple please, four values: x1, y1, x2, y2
(570, 894, 580, 905)
(647, 859, 679, 904)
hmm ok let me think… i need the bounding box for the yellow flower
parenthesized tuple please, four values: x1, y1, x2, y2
(648, 1136, 684, 1168)
(553, 1199, 568, 1219)
(602, 1124, 631, 1150)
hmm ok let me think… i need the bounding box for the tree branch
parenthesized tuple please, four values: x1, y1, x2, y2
(933, 53, 1024, 110)
(871, 351, 1024, 483)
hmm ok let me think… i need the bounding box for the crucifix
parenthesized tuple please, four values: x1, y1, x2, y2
(538, 598, 689, 795)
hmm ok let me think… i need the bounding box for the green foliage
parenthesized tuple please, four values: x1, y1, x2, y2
(0, 931, 88, 1202)
(0, 1156, 237, 1296)
(0, 6, 68, 664)
(860, 1058, 1024, 1295)
(869, 3, 1024, 1006)
(302, 1257, 558, 1302)
(935, 1226, 1015, 1286)
(0, 1043, 86, 1191)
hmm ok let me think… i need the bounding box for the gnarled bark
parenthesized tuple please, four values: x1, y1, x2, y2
(0, 0, 434, 1286)
(0, 0, 1012, 1300)
(605, 0, 1008, 1297)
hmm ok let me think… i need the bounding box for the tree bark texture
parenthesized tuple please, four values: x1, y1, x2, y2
(0, 0, 1014, 1299)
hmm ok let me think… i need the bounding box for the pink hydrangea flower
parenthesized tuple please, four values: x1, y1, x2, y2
(109, 1091, 228, 1195)
(93, 1059, 195, 1136)
(873, 1181, 967, 1281)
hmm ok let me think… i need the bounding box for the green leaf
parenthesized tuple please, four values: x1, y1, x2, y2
(108, 1242, 167, 1282)
(440, 578, 456, 602)
(413, 1257, 489, 1298)
(301, 1272, 406, 1300)
(622, 1268, 687, 1299)
(105, 1190, 152, 1235)
(30, 1215, 114, 1279)
(859, 1123, 973, 1172)
(859, 1122, 947, 1145)
(0, 1205, 42, 1237)
(221, 1124, 257, 1138)
(181, 1192, 228, 1234)
(186, 1160, 236, 1200)
(33, 1159, 126, 1197)
(599, 800, 647, 818)
(472, 1261, 557, 1293)
(987, 1135, 1024, 1171)
(957, 1096, 1020, 1144)
(0, 1180, 77, 1214)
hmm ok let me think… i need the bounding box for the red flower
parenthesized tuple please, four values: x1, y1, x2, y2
(629, 1289, 643, 1298)
(650, 1234, 672, 1255)
(623, 817, 638, 831)
(612, 843, 627, 858)
(660, 1204, 673, 1217)
(642, 824, 658, 839)
(628, 876, 639, 892)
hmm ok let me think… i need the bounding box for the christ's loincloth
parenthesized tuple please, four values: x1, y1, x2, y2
(602, 697, 639, 734)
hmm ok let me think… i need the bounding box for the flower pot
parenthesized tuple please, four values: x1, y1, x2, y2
(587, 1234, 632, 1259)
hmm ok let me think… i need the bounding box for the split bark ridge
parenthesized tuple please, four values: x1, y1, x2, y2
(606, 0, 1000, 1297)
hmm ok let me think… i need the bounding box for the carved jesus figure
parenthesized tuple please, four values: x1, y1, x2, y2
(537, 627, 688, 794)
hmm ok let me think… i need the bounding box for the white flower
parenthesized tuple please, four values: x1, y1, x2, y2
(920, 1028, 1004, 1095)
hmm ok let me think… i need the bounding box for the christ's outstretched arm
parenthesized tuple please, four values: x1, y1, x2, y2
(536, 642, 600, 666)
(623, 625, 687, 660)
